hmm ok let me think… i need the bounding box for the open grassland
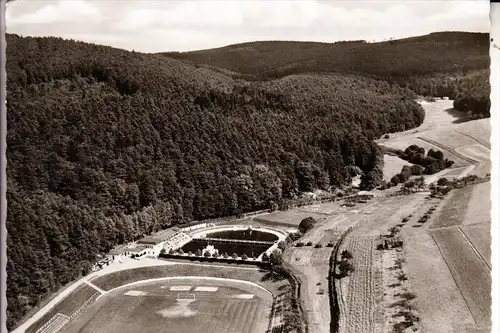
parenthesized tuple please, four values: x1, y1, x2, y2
(26, 285, 98, 333)
(429, 186, 475, 229)
(430, 228, 491, 328)
(63, 282, 271, 333)
(337, 236, 378, 333)
(463, 182, 491, 226)
(91, 264, 287, 295)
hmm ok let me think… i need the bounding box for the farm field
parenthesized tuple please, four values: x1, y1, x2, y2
(402, 220, 477, 333)
(429, 186, 475, 229)
(463, 181, 491, 226)
(429, 228, 491, 328)
(62, 279, 272, 333)
(26, 285, 98, 333)
(337, 236, 378, 333)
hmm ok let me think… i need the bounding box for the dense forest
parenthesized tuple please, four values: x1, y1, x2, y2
(164, 31, 490, 117)
(5, 31, 489, 330)
(5, 34, 426, 329)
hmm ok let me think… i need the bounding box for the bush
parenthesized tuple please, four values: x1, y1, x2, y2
(437, 177, 449, 186)
(232, 253, 238, 259)
(400, 292, 417, 301)
(314, 244, 322, 248)
(295, 242, 304, 247)
(203, 251, 211, 257)
(261, 252, 270, 262)
(384, 134, 390, 139)
(195, 249, 202, 256)
(341, 250, 353, 260)
(305, 241, 313, 246)
(299, 217, 317, 234)
(326, 242, 334, 247)
(241, 254, 249, 260)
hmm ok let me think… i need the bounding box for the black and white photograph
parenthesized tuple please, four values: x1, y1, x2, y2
(2, 1, 495, 333)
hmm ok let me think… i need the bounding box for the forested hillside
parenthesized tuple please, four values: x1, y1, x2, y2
(164, 31, 490, 117)
(6, 33, 423, 329)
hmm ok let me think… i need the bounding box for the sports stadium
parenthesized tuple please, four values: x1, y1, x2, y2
(21, 220, 296, 333)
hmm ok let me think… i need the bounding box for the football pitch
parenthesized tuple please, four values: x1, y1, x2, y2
(61, 278, 273, 333)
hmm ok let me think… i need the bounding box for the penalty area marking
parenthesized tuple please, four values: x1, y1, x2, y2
(167, 286, 192, 291)
(194, 286, 218, 292)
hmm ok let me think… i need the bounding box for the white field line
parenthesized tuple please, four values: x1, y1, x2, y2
(83, 280, 106, 295)
(194, 286, 218, 292)
(95, 276, 273, 301)
(167, 286, 192, 291)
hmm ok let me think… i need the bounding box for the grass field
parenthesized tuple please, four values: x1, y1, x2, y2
(62, 280, 272, 333)
(26, 285, 98, 333)
(91, 264, 287, 295)
(402, 223, 476, 333)
(430, 228, 491, 328)
(429, 186, 475, 229)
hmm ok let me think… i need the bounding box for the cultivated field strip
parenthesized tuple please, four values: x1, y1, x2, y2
(402, 227, 476, 333)
(459, 225, 491, 269)
(421, 129, 478, 149)
(429, 186, 474, 229)
(430, 228, 491, 327)
(342, 236, 377, 333)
